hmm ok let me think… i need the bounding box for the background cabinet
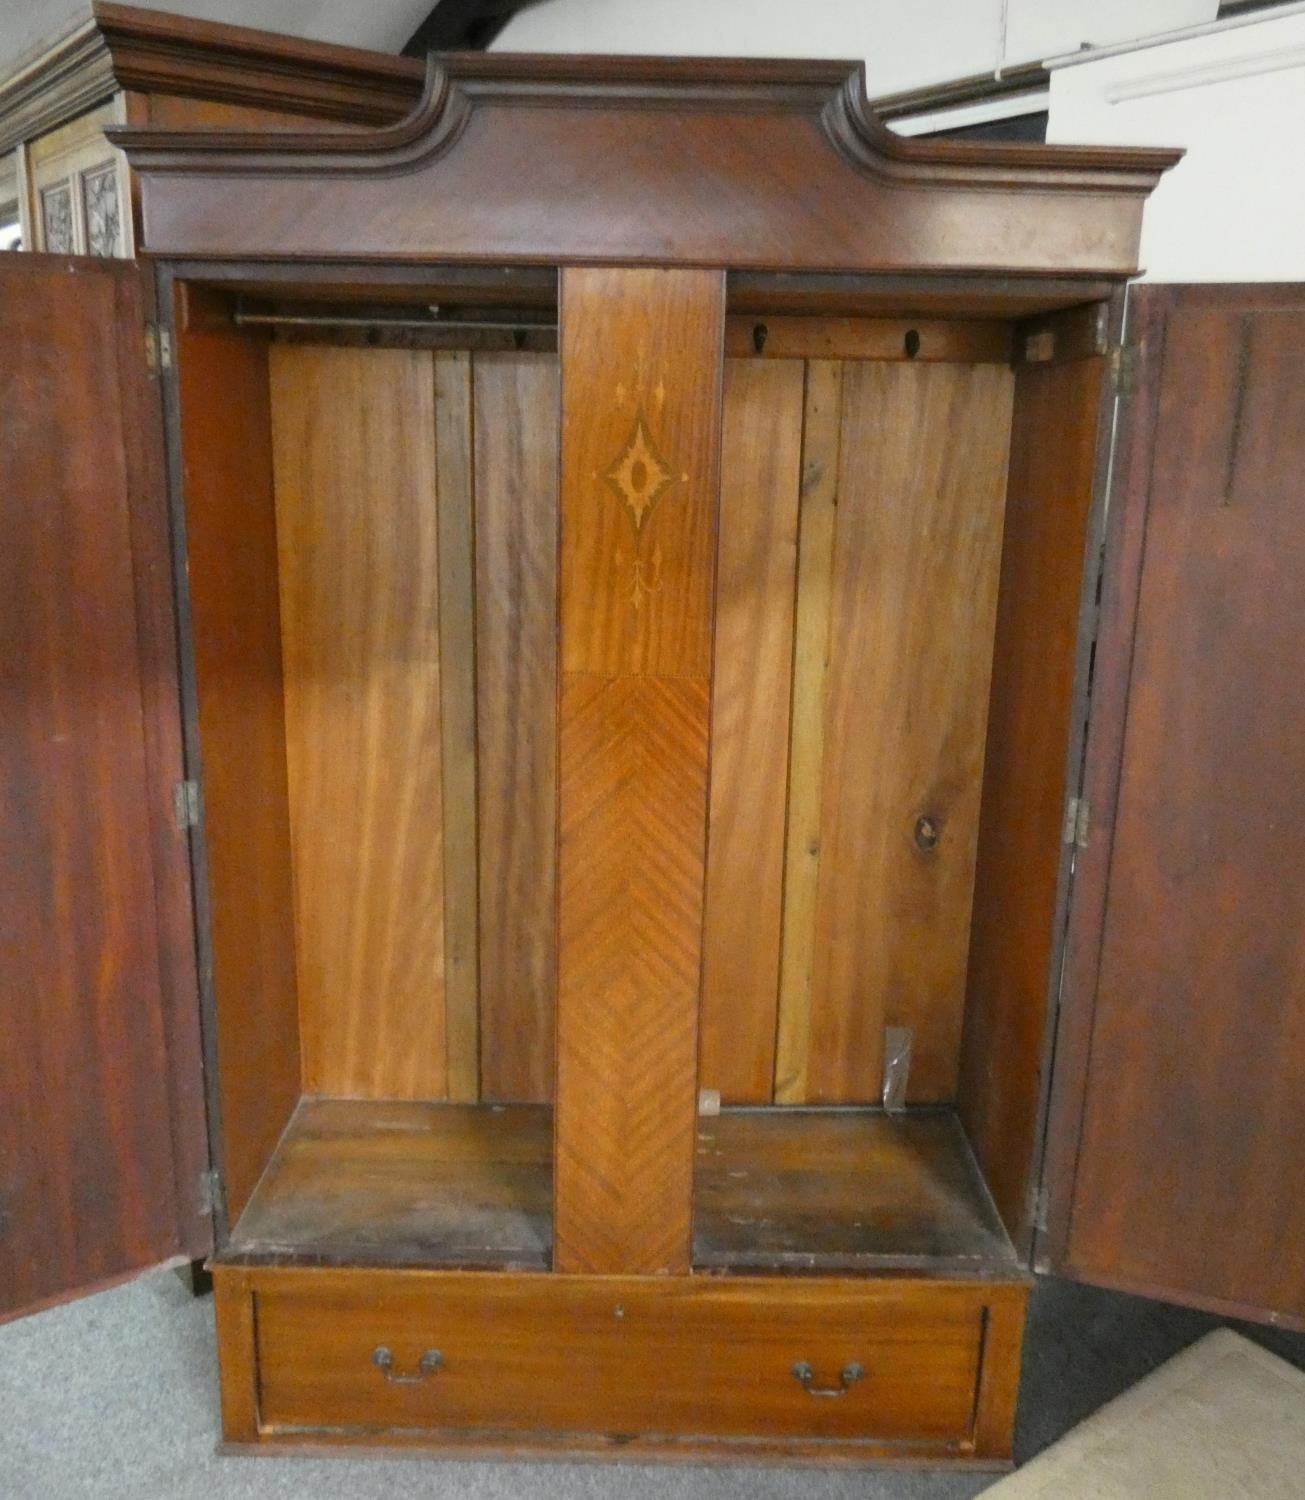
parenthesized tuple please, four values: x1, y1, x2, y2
(1, 50, 1302, 1468)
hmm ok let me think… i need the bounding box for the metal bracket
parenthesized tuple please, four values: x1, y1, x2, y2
(173, 779, 201, 830)
(144, 322, 174, 377)
(197, 1167, 222, 1218)
(1062, 795, 1090, 850)
(1109, 340, 1142, 399)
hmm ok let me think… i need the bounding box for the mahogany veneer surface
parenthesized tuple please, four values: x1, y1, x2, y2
(694, 1110, 1018, 1276)
(221, 1098, 1016, 1281)
(225, 1099, 552, 1271)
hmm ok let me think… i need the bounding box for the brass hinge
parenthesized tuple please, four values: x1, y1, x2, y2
(1062, 795, 1090, 850)
(144, 322, 173, 377)
(173, 779, 201, 830)
(197, 1167, 222, 1218)
(1109, 339, 1142, 398)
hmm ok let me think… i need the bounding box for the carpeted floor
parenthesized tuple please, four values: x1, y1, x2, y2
(1, 1269, 1303, 1500)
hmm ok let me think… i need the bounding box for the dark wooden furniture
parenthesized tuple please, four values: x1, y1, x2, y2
(3, 40, 1304, 1468)
(0, 3, 419, 254)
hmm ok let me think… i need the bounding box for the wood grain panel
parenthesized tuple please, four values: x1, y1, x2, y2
(723, 316, 1011, 364)
(1056, 301, 1305, 1325)
(0, 259, 194, 1318)
(227, 1266, 1007, 1452)
(957, 355, 1105, 1238)
(270, 345, 445, 1100)
(775, 360, 844, 1103)
(176, 320, 300, 1221)
(473, 353, 560, 1103)
(118, 56, 1172, 280)
(699, 359, 803, 1101)
(805, 362, 1013, 1103)
(434, 353, 479, 1103)
(559, 268, 723, 681)
(554, 267, 724, 1275)
(694, 1109, 1017, 1274)
(226, 1098, 551, 1270)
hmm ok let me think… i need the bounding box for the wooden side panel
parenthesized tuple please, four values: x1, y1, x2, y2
(699, 359, 803, 1102)
(958, 355, 1105, 1236)
(270, 345, 445, 1100)
(554, 267, 724, 1275)
(176, 320, 300, 1221)
(0, 258, 202, 1319)
(473, 353, 560, 1103)
(434, 353, 480, 1103)
(803, 362, 1013, 1103)
(1049, 295, 1305, 1327)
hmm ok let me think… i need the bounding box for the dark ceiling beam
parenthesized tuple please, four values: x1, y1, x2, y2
(403, 0, 544, 54)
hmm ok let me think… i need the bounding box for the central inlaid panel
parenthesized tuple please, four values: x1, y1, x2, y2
(553, 266, 725, 1275)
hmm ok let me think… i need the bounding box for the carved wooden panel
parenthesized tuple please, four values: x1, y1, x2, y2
(554, 267, 724, 1275)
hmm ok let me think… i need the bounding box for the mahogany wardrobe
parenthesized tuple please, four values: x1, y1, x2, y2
(3, 53, 1304, 1469)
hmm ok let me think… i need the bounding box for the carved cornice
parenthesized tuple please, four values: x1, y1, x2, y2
(0, 2, 421, 156)
(822, 69, 1182, 193)
(112, 52, 1181, 195)
(108, 53, 1183, 277)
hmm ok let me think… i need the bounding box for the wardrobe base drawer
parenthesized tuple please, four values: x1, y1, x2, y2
(213, 1265, 1027, 1464)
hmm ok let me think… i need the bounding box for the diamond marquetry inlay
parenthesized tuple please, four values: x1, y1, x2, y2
(603, 410, 676, 535)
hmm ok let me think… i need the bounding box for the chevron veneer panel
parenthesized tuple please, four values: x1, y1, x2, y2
(554, 267, 725, 1275)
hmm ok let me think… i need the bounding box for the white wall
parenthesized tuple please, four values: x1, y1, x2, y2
(1047, 9, 1305, 281)
(495, 0, 1215, 97)
(1, 0, 433, 82)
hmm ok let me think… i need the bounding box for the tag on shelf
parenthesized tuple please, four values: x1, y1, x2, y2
(882, 1027, 913, 1113)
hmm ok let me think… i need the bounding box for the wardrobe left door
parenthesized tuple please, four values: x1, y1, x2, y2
(0, 256, 211, 1323)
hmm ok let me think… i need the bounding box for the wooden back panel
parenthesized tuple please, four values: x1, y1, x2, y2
(270, 345, 447, 1099)
(700, 341, 1014, 1106)
(261, 344, 560, 1108)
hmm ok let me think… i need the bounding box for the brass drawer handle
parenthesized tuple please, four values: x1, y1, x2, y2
(792, 1360, 864, 1397)
(372, 1346, 443, 1384)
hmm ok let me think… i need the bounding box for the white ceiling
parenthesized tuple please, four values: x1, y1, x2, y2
(0, 1, 432, 80)
(2, 0, 1225, 95)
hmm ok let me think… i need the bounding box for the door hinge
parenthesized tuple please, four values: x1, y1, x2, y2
(197, 1167, 223, 1218)
(173, 779, 201, 830)
(144, 322, 173, 377)
(1109, 339, 1142, 398)
(1062, 795, 1090, 850)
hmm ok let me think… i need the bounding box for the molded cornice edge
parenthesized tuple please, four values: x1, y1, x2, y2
(110, 52, 1182, 197)
(0, 2, 422, 155)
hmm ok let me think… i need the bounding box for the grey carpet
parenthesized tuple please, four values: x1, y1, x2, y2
(2, 1269, 1303, 1500)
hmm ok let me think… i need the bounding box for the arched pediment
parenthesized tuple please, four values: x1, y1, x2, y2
(110, 53, 1180, 276)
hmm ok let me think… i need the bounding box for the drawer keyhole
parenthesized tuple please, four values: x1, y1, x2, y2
(373, 1346, 443, 1384)
(792, 1360, 864, 1398)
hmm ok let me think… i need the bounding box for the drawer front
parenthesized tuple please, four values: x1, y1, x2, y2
(246, 1270, 1008, 1447)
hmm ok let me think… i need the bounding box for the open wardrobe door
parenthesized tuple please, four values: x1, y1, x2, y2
(1037, 284, 1305, 1330)
(0, 256, 211, 1323)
